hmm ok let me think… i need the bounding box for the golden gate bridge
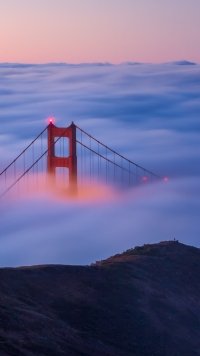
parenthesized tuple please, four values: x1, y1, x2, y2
(0, 120, 162, 199)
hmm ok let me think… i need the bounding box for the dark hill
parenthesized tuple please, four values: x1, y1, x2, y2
(171, 60, 197, 65)
(0, 241, 199, 356)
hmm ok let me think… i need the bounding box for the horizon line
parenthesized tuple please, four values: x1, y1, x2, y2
(0, 59, 199, 66)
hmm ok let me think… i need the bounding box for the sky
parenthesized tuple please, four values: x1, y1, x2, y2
(0, 62, 200, 266)
(0, 0, 200, 63)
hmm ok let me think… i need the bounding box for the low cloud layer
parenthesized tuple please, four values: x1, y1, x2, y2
(0, 62, 200, 266)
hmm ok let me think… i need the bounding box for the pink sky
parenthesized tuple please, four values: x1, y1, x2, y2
(0, 0, 200, 63)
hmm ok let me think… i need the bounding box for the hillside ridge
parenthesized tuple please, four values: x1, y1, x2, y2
(0, 241, 199, 356)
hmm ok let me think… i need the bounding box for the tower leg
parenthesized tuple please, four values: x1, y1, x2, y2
(69, 122, 78, 195)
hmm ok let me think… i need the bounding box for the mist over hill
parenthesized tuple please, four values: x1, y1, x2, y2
(0, 241, 199, 356)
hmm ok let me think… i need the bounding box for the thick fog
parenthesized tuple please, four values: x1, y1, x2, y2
(0, 62, 199, 266)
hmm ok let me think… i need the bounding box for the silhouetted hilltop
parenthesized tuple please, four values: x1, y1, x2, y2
(0, 241, 199, 355)
(96, 240, 199, 263)
(169, 60, 197, 66)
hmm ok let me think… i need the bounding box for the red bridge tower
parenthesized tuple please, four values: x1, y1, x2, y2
(47, 121, 77, 194)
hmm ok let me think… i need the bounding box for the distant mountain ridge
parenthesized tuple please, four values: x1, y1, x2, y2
(171, 60, 197, 65)
(0, 60, 198, 67)
(0, 241, 199, 355)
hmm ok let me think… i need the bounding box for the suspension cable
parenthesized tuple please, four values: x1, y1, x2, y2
(0, 126, 48, 176)
(75, 125, 160, 178)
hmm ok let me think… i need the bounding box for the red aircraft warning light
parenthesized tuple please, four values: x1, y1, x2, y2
(48, 116, 55, 125)
(142, 176, 148, 183)
(163, 176, 169, 183)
